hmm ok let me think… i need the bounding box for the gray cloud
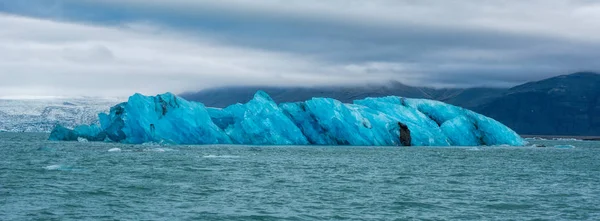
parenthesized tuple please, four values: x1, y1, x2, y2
(1, 0, 600, 97)
(0, 14, 383, 97)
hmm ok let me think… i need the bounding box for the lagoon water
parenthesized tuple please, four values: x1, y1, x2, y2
(1, 133, 600, 220)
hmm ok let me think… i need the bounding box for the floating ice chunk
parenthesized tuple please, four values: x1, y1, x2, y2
(43, 164, 79, 171)
(554, 145, 575, 149)
(143, 148, 176, 152)
(552, 138, 582, 141)
(107, 148, 121, 152)
(147, 148, 166, 152)
(524, 137, 547, 141)
(44, 165, 62, 170)
(49, 91, 525, 146)
(530, 144, 547, 148)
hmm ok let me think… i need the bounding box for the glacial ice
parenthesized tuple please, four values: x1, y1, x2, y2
(49, 91, 526, 146)
(218, 91, 309, 145)
(49, 124, 105, 142)
(95, 93, 231, 145)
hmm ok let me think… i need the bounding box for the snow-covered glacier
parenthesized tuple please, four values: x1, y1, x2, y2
(0, 98, 121, 132)
(49, 91, 525, 146)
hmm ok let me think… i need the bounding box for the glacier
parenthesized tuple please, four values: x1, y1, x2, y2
(49, 91, 526, 146)
(0, 98, 120, 132)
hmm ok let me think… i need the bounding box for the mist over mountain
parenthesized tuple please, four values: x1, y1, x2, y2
(181, 72, 600, 136)
(180, 82, 505, 109)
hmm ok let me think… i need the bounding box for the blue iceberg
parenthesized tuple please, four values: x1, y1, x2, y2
(49, 124, 106, 142)
(49, 91, 525, 146)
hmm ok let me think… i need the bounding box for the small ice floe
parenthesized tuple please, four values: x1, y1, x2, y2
(142, 142, 161, 146)
(43, 164, 80, 171)
(77, 137, 89, 143)
(524, 137, 547, 141)
(143, 148, 177, 152)
(552, 138, 582, 141)
(202, 155, 240, 158)
(554, 145, 575, 149)
(108, 148, 122, 152)
(530, 144, 547, 148)
(44, 165, 63, 170)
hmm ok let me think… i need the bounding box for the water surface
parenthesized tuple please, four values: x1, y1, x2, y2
(1, 133, 599, 220)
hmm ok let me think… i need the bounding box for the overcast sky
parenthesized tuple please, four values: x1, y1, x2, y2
(1, 0, 599, 97)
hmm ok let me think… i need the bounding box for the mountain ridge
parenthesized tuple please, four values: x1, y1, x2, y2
(476, 72, 600, 136)
(181, 72, 600, 136)
(180, 82, 505, 109)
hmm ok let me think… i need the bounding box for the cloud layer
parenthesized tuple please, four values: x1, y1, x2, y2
(1, 0, 599, 96)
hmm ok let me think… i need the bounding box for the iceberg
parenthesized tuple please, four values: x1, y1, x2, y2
(49, 124, 106, 142)
(49, 91, 525, 146)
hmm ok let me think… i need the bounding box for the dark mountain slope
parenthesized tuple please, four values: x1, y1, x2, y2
(180, 82, 500, 108)
(476, 72, 600, 135)
(437, 88, 506, 109)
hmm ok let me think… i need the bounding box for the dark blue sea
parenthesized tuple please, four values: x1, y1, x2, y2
(1, 133, 599, 220)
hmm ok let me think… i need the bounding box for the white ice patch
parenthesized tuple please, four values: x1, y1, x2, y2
(44, 165, 62, 170)
(554, 145, 575, 149)
(108, 148, 121, 152)
(524, 137, 547, 141)
(529, 144, 546, 148)
(77, 137, 89, 143)
(143, 148, 177, 152)
(552, 138, 582, 141)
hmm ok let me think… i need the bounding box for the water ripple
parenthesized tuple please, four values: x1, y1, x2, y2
(1, 133, 599, 220)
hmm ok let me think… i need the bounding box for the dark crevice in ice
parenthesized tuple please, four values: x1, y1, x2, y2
(398, 122, 412, 146)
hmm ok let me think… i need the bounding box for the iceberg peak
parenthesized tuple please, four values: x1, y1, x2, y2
(252, 90, 274, 102)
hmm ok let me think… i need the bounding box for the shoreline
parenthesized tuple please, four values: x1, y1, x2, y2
(521, 135, 600, 141)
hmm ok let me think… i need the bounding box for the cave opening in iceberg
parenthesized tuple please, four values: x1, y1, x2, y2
(49, 91, 525, 146)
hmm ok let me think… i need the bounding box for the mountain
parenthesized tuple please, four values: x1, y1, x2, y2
(180, 81, 505, 109)
(475, 72, 600, 136)
(0, 98, 122, 132)
(436, 88, 506, 109)
(181, 72, 600, 136)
